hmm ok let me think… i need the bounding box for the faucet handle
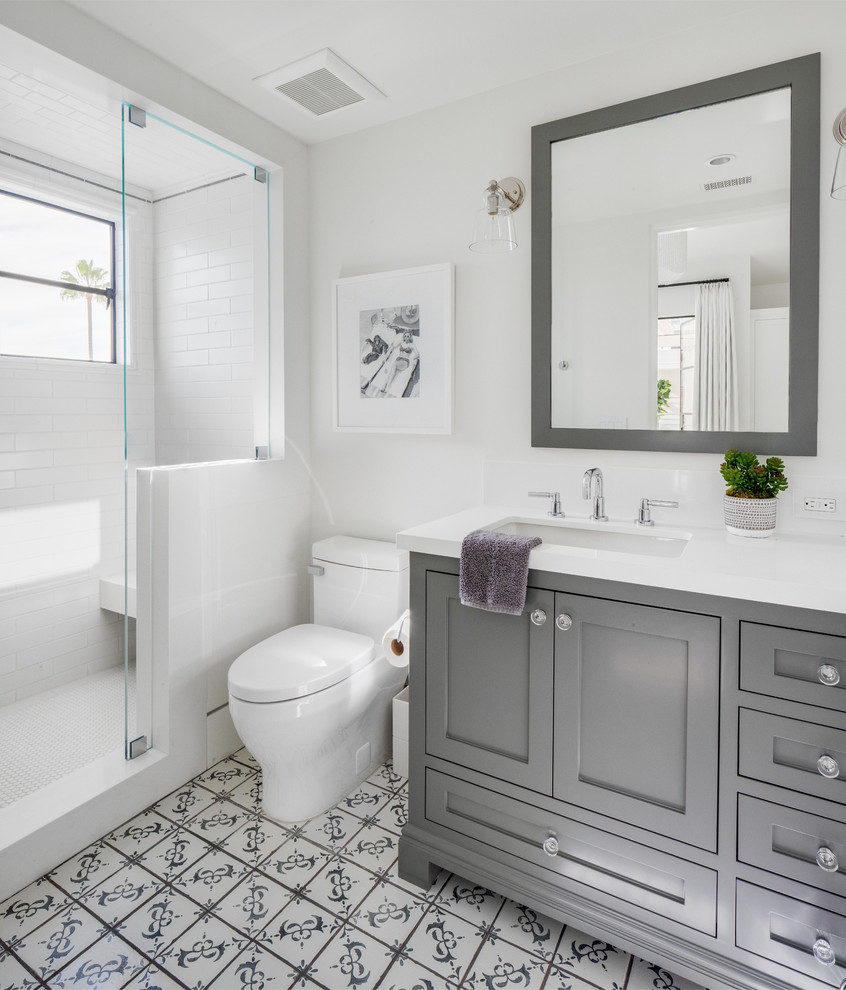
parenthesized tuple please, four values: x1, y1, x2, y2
(529, 491, 564, 518)
(636, 498, 679, 527)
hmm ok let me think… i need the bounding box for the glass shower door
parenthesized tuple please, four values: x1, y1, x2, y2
(120, 104, 271, 758)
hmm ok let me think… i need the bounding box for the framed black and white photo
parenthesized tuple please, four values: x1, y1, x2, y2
(333, 262, 454, 433)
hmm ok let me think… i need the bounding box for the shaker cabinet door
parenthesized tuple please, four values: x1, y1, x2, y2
(425, 571, 554, 793)
(552, 593, 720, 851)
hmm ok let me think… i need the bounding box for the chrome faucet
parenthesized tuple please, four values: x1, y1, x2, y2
(582, 467, 608, 521)
(529, 490, 564, 518)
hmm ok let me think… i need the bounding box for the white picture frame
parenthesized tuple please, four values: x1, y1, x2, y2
(333, 262, 454, 433)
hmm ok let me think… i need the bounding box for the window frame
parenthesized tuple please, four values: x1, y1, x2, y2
(0, 188, 117, 364)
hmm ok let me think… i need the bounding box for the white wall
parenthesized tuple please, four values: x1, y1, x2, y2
(309, 3, 846, 543)
(153, 175, 261, 465)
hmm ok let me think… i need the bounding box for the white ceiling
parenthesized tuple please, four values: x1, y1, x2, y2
(62, 0, 761, 146)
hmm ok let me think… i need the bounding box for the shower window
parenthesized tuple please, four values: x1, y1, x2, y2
(0, 189, 116, 362)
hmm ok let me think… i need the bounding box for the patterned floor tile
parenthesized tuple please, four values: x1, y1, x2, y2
(625, 956, 706, 990)
(12, 902, 112, 983)
(433, 876, 504, 929)
(0, 946, 45, 990)
(0, 759, 697, 990)
(377, 955, 458, 989)
(170, 847, 252, 909)
(491, 900, 564, 963)
(47, 841, 126, 899)
(122, 959, 187, 989)
(336, 780, 393, 820)
(306, 923, 394, 990)
(135, 826, 212, 882)
(78, 861, 166, 927)
(368, 788, 408, 835)
(543, 964, 622, 989)
(0, 879, 73, 949)
(194, 758, 258, 796)
(152, 780, 217, 826)
(104, 810, 177, 858)
(399, 906, 486, 986)
(227, 774, 264, 814)
(461, 934, 549, 989)
(182, 797, 254, 845)
(301, 857, 379, 919)
(51, 932, 148, 989)
(348, 877, 429, 952)
(254, 897, 339, 965)
(297, 808, 364, 852)
(211, 869, 291, 939)
(258, 834, 333, 896)
(116, 885, 203, 959)
(154, 911, 250, 987)
(367, 761, 406, 794)
(553, 926, 630, 988)
(230, 747, 260, 772)
(208, 940, 297, 988)
(340, 821, 400, 877)
(222, 813, 291, 866)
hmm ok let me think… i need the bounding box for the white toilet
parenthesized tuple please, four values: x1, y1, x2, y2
(227, 535, 409, 823)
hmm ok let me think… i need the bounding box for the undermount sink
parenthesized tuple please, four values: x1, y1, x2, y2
(491, 517, 690, 559)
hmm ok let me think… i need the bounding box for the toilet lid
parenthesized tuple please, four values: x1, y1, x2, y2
(228, 624, 375, 703)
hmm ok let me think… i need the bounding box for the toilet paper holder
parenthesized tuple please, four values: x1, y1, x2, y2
(390, 613, 407, 656)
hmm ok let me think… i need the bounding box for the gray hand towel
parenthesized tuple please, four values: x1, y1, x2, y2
(459, 529, 542, 616)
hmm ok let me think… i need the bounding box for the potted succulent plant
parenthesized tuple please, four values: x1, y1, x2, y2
(720, 450, 788, 538)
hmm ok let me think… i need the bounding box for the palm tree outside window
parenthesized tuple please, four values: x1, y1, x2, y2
(0, 189, 116, 363)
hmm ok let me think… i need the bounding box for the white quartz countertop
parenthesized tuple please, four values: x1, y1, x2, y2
(397, 505, 846, 615)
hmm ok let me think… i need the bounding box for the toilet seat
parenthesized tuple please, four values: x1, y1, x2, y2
(228, 623, 375, 703)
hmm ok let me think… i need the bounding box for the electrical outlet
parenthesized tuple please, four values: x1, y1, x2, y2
(803, 497, 837, 512)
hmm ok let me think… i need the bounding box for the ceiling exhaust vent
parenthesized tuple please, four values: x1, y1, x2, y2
(253, 49, 384, 116)
(704, 175, 753, 192)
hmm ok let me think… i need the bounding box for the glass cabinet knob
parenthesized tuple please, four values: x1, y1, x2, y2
(816, 846, 840, 873)
(542, 835, 559, 857)
(530, 609, 547, 626)
(556, 613, 573, 631)
(818, 755, 841, 779)
(818, 664, 841, 686)
(813, 937, 837, 966)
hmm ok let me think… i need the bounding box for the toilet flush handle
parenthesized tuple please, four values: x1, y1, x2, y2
(307, 564, 325, 576)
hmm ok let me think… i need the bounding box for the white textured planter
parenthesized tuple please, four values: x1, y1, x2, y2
(723, 494, 778, 538)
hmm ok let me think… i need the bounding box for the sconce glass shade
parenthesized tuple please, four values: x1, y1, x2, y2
(831, 108, 846, 200)
(832, 144, 846, 200)
(469, 206, 518, 252)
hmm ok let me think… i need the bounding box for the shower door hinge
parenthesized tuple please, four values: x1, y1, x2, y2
(127, 105, 147, 129)
(128, 735, 149, 759)
(255, 445, 269, 460)
(254, 166, 268, 184)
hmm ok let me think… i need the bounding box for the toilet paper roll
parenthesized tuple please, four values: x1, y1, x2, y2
(382, 609, 410, 667)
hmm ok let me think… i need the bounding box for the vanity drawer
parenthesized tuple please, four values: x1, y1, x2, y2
(741, 622, 846, 710)
(737, 880, 846, 987)
(425, 769, 716, 935)
(738, 795, 846, 898)
(739, 708, 846, 806)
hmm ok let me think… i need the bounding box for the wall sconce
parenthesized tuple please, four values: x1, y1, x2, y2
(831, 108, 846, 199)
(469, 177, 526, 252)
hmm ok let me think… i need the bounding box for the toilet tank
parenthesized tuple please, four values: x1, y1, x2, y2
(312, 536, 409, 641)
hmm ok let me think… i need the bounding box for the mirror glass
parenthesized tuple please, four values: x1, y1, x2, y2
(532, 56, 819, 454)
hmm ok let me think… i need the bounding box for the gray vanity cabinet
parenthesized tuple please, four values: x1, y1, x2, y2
(400, 552, 846, 990)
(423, 570, 720, 850)
(552, 593, 720, 851)
(424, 570, 554, 792)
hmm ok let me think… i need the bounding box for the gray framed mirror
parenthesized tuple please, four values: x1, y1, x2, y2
(531, 54, 819, 454)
